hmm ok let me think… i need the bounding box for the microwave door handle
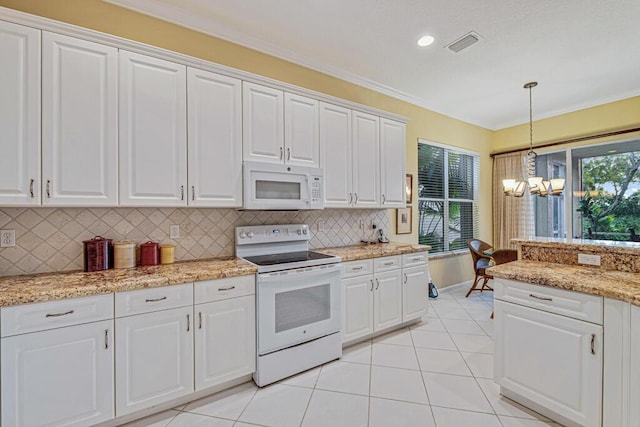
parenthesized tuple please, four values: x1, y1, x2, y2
(306, 175, 312, 205)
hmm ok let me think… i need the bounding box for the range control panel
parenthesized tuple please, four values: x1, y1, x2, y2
(235, 224, 310, 245)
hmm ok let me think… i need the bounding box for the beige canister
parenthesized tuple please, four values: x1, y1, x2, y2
(160, 244, 175, 264)
(113, 241, 136, 268)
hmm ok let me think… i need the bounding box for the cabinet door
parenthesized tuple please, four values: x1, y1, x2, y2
(195, 295, 255, 390)
(284, 93, 319, 167)
(42, 32, 118, 206)
(187, 68, 242, 207)
(342, 275, 374, 343)
(242, 82, 284, 164)
(115, 307, 193, 416)
(495, 300, 602, 427)
(0, 21, 40, 205)
(374, 270, 403, 331)
(403, 265, 428, 322)
(352, 111, 380, 208)
(320, 102, 353, 208)
(1, 320, 114, 427)
(380, 118, 406, 208)
(630, 305, 640, 426)
(119, 50, 187, 206)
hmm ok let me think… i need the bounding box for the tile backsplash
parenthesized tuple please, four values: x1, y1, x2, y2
(0, 208, 389, 276)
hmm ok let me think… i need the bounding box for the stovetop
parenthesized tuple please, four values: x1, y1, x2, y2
(243, 251, 335, 267)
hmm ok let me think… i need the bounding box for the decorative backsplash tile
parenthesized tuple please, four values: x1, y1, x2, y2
(0, 208, 389, 276)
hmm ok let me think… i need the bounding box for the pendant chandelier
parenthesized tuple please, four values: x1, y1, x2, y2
(503, 82, 565, 197)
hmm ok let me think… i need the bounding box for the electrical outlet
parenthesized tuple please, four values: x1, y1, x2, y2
(169, 225, 180, 239)
(317, 220, 325, 232)
(1, 230, 16, 248)
(578, 253, 601, 266)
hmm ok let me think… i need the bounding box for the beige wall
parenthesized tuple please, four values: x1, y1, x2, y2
(492, 96, 640, 153)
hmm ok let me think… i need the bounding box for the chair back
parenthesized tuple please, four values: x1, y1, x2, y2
(466, 239, 492, 271)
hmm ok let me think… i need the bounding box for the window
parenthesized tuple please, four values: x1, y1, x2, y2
(417, 140, 479, 254)
(533, 138, 640, 242)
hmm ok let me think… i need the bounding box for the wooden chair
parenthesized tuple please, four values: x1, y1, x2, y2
(465, 239, 518, 298)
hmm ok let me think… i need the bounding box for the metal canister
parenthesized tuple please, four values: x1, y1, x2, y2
(82, 236, 112, 272)
(139, 241, 160, 266)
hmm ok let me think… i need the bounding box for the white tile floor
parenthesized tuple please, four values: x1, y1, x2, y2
(123, 286, 561, 427)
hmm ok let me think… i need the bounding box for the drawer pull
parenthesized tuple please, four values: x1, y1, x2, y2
(591, 334, 596, 355)
(529, 293, 553, 302)
(199, 312, 202, 330)
(145, 296, 167, 303)
(105, 329, 109, 350)
(187, 314, 190, 332)
(352, 266, 364, 271)
(218, 286, 236, 292)
(45, 309, 74, 318)
(383, 262, 394, 266)
(410, 257, 422, 261)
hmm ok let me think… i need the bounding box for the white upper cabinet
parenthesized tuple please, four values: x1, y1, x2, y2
(42, 32, 118, 206)
(284, 93, 319, 167)
(243, 82, 284, 164)
(352, 110, 380, 208)
(119, 50, 187, 206)
(0, 21, 40, 205)
(187, 68, 242, 207)
(380, 118, 406, 207)
(320, 102, 352, 207)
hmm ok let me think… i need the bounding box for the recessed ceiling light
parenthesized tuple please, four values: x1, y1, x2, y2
(417, 35, 435, 47)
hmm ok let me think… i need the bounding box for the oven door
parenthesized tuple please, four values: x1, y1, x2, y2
(257, 263, 342, 355)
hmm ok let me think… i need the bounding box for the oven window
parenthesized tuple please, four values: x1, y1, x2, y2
(275, 284, 330, 332)
(256, 180, 301, 200)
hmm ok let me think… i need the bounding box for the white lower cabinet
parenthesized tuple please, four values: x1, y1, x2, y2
(495, 280, 603, 427)
(115, 285, 194, 417)
(342, 255, 428, 344)
(195, 295, 255, 390)
(1, 298, 114, 427)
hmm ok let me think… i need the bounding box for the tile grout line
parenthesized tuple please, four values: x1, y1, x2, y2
(409, 310, 438, 427)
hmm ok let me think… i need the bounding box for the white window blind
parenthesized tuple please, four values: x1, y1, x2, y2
(417, 140, 480, 254)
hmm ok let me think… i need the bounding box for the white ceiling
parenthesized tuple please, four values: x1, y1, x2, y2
(105, 0, 640, 130)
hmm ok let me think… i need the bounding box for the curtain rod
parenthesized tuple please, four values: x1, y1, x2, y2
(489, 127, 640, 158)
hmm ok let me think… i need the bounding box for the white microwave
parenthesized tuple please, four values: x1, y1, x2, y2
(243, 161, 325, 210)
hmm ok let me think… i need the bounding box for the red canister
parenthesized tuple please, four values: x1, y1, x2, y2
(83, 236, 112, 272)
(139, 241, 160, 266)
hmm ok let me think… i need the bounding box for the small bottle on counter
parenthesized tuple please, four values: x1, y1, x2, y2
(113, 241, 136, 269)
(160, 244, 175, 264)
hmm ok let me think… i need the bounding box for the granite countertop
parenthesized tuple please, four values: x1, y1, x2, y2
(489, 260, 640, 306)
(317, 242, 430, 262)
(512, 237, 640, 254)
(0, 242, 430, 308)
(0, 258, 257, 307)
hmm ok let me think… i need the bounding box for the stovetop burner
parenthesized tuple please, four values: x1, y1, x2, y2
(243, 251, 335, 267)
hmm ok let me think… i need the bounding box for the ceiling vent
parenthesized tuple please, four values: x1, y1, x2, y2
(446, 31, 481, 53)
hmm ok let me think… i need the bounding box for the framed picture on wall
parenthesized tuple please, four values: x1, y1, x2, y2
(396, 207, 412, 234)
(405, 174, 413, 204)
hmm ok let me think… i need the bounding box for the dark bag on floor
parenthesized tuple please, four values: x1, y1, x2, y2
(428, 282, 438, 299)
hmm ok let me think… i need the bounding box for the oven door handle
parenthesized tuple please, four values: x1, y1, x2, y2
(258, 264, 343, 284)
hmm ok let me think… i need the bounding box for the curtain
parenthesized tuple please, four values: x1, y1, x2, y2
(492, 152, 535, 249)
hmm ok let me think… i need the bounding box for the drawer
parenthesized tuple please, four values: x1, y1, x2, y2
(374, 255, 401, 273)
(115, 283, 193, 318)
(402, 252, 428, 268)
(194, 275, 255, 304)
(494, 278, 603, 324)
(1, 294, 114, 337)
(342, 259, 374, 279)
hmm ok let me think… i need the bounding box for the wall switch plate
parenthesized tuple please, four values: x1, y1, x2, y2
(317, 220, 325, 232)
(578, 253, 601, 266)
(1, 230, 16, 248)
(169, 225, 180, 239)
